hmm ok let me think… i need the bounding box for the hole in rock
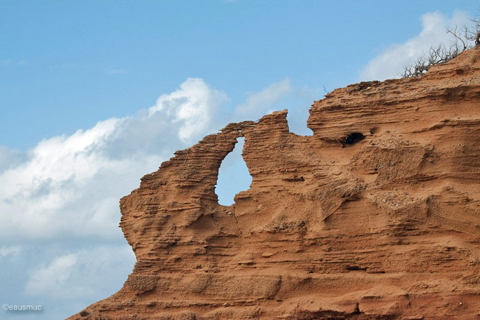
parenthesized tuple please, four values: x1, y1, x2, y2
(215, 137, 252, 206)
(286, 106, 313, 136)
(345, 132, 365, 146)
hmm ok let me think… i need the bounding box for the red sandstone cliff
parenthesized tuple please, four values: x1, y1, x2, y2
(70, 48, 480, 319)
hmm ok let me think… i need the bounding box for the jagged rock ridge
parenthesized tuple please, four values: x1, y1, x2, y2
(70, 48, 480, 319)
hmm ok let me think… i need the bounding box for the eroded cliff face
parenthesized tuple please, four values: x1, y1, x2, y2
(70, 49, 480, 319)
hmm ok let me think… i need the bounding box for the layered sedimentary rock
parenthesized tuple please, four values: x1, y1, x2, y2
(71, 48, 480, 319)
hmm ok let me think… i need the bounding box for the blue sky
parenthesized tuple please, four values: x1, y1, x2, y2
(0, 1, 478, 319)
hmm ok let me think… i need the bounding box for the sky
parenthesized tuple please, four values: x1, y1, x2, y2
(0, 1, 478, 319)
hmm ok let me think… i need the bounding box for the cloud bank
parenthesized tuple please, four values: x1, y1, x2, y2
(149, 78, 229, 143)
(0, 78, 229, 243)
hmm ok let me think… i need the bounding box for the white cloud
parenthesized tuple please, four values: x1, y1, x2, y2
(25, 245, 134, 300)
(0, 245, 21, 258)
(233, 78, 292, 121)
(0, 145, 26, 172)
(149, 78, 229, 143)
(360, 11, 475, 81)
(26, 254, 78, 297)
(0, 118, 132, 240)
(0, 78, 231, 242)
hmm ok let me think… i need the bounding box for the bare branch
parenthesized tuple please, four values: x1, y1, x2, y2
(447, 26, 467, 51)
(401, 20, 479, 78)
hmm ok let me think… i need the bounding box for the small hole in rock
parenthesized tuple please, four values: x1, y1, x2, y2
(215, 137, 252, 205)
(345, 132, 365, 146)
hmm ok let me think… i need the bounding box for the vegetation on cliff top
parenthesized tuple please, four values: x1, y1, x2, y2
(401, 18, 480, 78)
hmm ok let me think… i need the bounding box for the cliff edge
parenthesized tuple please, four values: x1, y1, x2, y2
(70, 48, 480, 319)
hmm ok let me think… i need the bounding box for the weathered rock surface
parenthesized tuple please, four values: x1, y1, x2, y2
(70, 49, 480, 319)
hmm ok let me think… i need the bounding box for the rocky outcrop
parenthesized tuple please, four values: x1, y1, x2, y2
(70, 48, 480, 319)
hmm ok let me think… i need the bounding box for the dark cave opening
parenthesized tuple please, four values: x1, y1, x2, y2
(345, 132, 365, 146)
